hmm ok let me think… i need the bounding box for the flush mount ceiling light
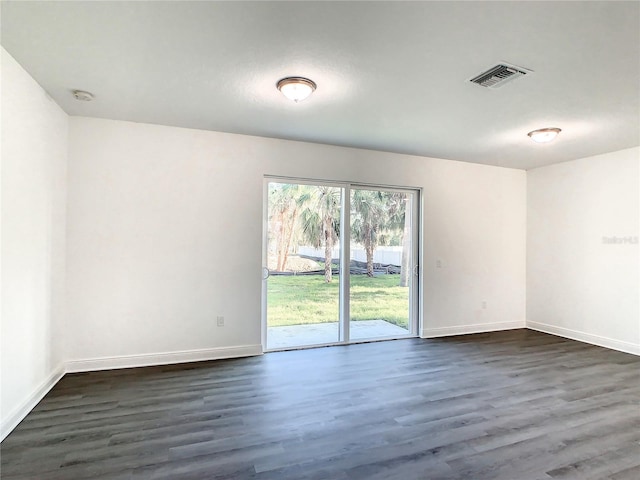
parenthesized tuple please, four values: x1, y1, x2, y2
(528, 127, 561, 143)
(277, 77, 316, 103)
(72, 90, 94, 101)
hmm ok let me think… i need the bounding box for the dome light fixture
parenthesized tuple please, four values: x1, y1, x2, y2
(528, 127, 561, 143)
(72, 90, 94, 101)
(277, 77, 316, 103)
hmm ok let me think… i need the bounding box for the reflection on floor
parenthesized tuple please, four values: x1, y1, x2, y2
(267, 319, 410, 350)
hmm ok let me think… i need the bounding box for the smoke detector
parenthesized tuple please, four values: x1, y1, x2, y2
(469, 63, 532, 89)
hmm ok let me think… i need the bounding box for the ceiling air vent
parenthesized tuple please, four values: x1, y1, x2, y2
(470, 63, 530, 89)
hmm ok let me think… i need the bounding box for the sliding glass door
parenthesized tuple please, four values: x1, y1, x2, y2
(264, 182, 342, 349)
(349, 187, 415, 341)
(263, 179, 419, 350)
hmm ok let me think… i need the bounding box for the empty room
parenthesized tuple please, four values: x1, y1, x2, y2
(1, 1, 639, 479)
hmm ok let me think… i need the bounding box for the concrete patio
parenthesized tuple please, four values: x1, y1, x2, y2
(267, 319, 410, 350)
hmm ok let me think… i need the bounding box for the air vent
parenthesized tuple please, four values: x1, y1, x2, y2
(470, 63, 530, 88)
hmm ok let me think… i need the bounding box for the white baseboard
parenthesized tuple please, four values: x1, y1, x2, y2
(1, 365, 65, 442)
(1, 345, 263, 441)
(526, 321, 640, 356)
(65, 344, 263, 373)
(420, 320, 525, 339)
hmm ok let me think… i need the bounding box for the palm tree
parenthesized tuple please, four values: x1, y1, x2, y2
(351, 190, 409, 281)
(299, 186, 341, 282)
(268, 183, 301, 271)
(350, 189, 388, 277)
(384, 193, 410, 287)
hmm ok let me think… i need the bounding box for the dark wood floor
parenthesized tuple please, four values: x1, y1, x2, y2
(2, 330, 639, 480)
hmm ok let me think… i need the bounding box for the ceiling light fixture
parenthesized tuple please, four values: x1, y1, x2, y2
(277, 77, 316, 103)
(527, 127, 561, 143)
(72, 90, 94, 101)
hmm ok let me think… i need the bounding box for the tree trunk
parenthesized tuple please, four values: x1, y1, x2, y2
(276, 210, 287, 271)
(281, 205, 297, 272)
(400, 220, 411, 287)
(324, 218, 333, 283)
(361, 223, 376, 277)
(400, 197, 411, 287)
(364, 241, 373, 277)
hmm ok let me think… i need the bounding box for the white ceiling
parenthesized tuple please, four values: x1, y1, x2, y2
(2, 1, 639, 170)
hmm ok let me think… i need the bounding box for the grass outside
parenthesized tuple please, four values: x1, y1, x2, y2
(267, 274, 409, 328)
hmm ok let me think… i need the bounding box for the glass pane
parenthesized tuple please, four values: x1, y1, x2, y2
(266, 182, 342, 349)
(349, 188, 412, 340)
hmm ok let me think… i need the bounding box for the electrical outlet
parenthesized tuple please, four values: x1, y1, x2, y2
(216, 316, 225, 327)
(482, 301, 487, 309)
(436, 259, 442, 268)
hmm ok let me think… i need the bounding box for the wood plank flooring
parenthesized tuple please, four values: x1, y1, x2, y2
(1, 329, 639, 479)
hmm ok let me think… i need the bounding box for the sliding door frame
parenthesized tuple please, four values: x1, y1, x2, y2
(262, 175, 422, 351)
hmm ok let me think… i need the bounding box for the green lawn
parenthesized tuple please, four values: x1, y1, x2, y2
(267, 274, 409, 328)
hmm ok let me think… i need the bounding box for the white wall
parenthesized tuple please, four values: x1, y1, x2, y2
(527, 147, 640, 354)
(65, 116, 527, 367)
(1, 48, 68, 438)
